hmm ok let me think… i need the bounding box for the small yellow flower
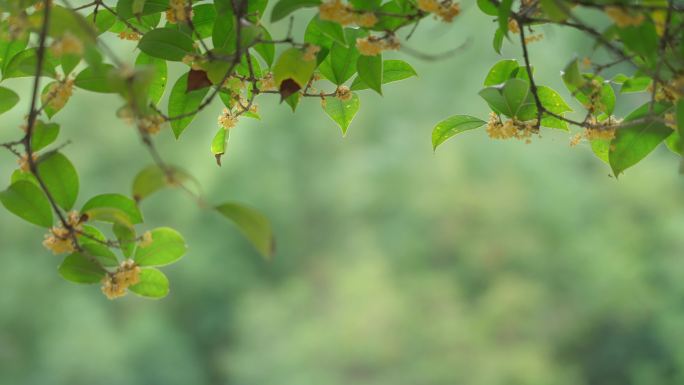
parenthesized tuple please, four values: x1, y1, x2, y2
(101, 259, 142, 300)
(139, 231, 154, 248)
(665, 112, 676, 130)
(356, 12, 378, 28)
(356, 36, 399, 56)
(418, 0, 460, 23)
(259, 72, 276, 91)
(118, 31, 141, 41)
(486, 112, 538, 141)
(41, 79, 74, 112)
(138, 114, 165, 135)
(569, 133, 583, 147)
(437, 2, 460, 22)
(508, 18, 520, 34)
(417, 0, 441, 13)
(17, 153, 38, 172)
(524, 33, 544, 44)
(42, 211, 83, 255)
(218, 108, 238, 129)
(584, 126, 616, 141)
(336, 85, 352, 101)
(167, 0, 192, 23)
(50, 32, 83, 57)
(605, 6, 645, 28)
(8, 14, 29, 39)
(303, 44, 321, 61)
(319, 0, 355, 25)
(570, 116, 620, 146)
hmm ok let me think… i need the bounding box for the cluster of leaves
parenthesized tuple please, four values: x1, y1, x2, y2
(433, 0, 684, 178)
(0, 0, 682, 299)
(0, 0, 425, 300)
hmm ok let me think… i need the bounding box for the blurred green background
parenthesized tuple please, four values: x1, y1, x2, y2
(2, 3, 684, 384)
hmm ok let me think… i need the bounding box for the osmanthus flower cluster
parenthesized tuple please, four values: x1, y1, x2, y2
(0, 0, 682, 300)
(432, 0, 684, 178)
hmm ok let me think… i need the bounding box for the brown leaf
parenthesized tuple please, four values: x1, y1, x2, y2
(186, 69, 212, 92)
(279, 78, 301, 101)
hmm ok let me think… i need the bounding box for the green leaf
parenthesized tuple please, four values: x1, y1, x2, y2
(349, 0, 380, 11)
(82, 207, 134, 229)
(0, 26, 29, 74)
(37, 152, 79, 211)
(561, 59, 584, 88)
(135, 52, 167, 105)
(32, 121, 60, 152)
(271, 0, 322, 22)
(211, 8, 235, 50)
(432, 115, 486, 150)
(117, 0, 169, 19)
(493, 28, 504, 54)
(665, 131, 681, 155)
(0, 86, 19, 115)
(273, 47, 317, 89)
(479, 78, 536, 120)
(129, 268, 169, 298)
(86, 8, 116, 35)
(211, 127, 229, 164)
(216, 202, 275, 259)
(41, 81, 65, 118)
(617, 23, 658, 65)
(483, 59, 518, 86)
(284, 92, 301, 112)
(132, 164, 196, 201)
(38, 5, 97, 43)
(138, 28, 194, 61)
(378, 59, 416, 82)
(537, 86, 572, 130)
(10, 170, 37, 186)
(323, 93, 360, 135)
(620, 77, 651, 93)
(81, 193, 143, 224)
(3, 48, 58, 79)
(477, 0, 499, 15)
(78, 225, 119, 267)
(132, 0, 147, 15)
(305, 15, 346, 48)
(0, 181, 53, 228)
(58, 252, 106, 284)
(350, 59, 416, 91)
(318, 29, 364, 85)
(609, 103, 673, 177)
(59, 53, 79, 76)
(247, 0, 269, 21)
(188, 4, 217, 39)
(540, 0, 569, 21)
(537, 86, 571, 114)
(113, 223, 137, 258)
(498, 0, 513, 39)
(134, 227, 186, 267)
(168, 72, 210, 138)
(254, 27, 275, 67)
(591, 139, 610, 164)
(677, 99, 684, 144)
(74, 64, 118, 93)
(357, 54, 382, 95)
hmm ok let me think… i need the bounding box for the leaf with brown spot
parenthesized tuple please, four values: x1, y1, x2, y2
(279, 79, 301, 101)
(186, 69, 212, 92)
